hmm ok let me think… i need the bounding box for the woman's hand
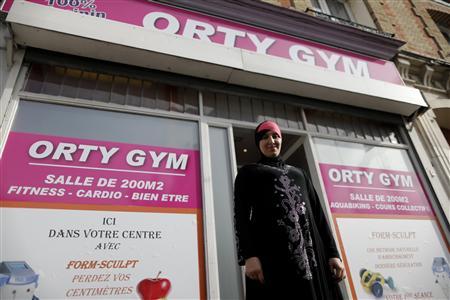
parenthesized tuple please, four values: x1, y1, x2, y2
(329, 257, 346, 282)
(245, 257, 264, 283)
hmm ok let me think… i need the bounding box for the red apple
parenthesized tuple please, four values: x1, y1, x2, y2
(137, 272, 171, 300)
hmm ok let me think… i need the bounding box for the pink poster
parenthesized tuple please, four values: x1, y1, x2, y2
(7, 0, 403, 85)
(0, 131, 206, 299)
(0, 0, 14, 12)
(319, 163, 450, 299)
(1, 131, 201, 210)
(319, 163, 434, 217)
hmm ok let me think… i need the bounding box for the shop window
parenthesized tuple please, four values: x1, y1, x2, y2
(305, 108, 402, 144)
(111, 75, 128, 105)
(2, 100, 205, 299)
(127, 78, 143, 107)
(23, 63, 199, 115)
(78, 71, 98, 100)
(202, 90, 305, 130)
(310, 0, 353, 21)
(313, 138, 449, 300)
(23, 63, 46, 93)
(92, 73, 112, 102)
(60, 68, 82, 98)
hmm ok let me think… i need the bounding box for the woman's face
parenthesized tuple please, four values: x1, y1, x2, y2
(259, 130, 282, 158)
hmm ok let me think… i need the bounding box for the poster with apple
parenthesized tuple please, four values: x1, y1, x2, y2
(0, 131, 206, 299)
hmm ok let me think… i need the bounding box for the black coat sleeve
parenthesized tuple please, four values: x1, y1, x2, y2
(233, 166, 258, 265)
(304, 170, 341, 260)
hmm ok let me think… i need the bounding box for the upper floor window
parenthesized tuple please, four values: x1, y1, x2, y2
(310, 0, 353, 21)
(428, 9, 450, 44)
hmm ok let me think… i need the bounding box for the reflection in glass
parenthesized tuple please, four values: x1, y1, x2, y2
(22, 63, 199, 115)
(111, 76, 128, 105)
(313, 138, 412, 171)
(61, 68, 82, 98)
(78, 71, 98, 100)
(93, 73, 113, 102)
(41, 66, 64, 95)
(12, 100, 200, 149)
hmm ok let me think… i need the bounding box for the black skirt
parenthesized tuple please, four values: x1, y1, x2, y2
(245, 257, 341, 300)
(245, 271, 317, 300)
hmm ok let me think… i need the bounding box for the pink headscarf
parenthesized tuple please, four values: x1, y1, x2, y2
(256, 120, 281, 137)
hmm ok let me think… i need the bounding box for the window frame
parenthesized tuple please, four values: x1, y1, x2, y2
(313, 0, 356, 22)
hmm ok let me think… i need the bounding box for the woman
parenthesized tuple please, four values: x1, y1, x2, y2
(234, 120, 345, 299)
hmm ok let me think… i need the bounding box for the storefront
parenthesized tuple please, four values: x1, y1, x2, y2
(0, 1, 449, 299)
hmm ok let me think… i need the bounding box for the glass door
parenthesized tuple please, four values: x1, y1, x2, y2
(231, 126, 308, 298)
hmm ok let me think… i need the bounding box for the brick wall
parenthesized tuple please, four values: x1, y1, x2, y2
(261, 0, 309, 11)
(263, 0, 450, 61)
(366, 0, 449, 60)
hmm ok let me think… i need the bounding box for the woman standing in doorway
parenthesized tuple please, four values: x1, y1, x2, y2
(234, 120, 345, 299)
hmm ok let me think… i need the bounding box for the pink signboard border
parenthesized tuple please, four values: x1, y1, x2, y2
(0, 130, 208, 300)
(0, 0, 14, 12)
(319, 163, 435, 217)
(1, 131, 202, 210)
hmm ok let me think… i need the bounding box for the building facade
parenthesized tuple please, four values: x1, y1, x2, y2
(265, 0, 450, 228)
(0, 1, 449, 299)
(372, 0, 450, 223)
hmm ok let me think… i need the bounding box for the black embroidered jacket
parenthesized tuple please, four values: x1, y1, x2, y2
(234, 156, 340, 280)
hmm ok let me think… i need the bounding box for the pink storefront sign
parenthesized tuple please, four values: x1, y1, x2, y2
(0, 131, 202, 209)
(319, 163, 434, 217)
(9, 0, 404, 85)
(0, 0, 14, 12)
